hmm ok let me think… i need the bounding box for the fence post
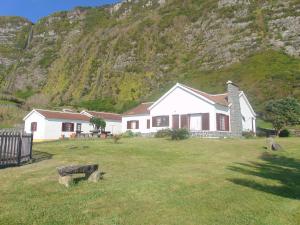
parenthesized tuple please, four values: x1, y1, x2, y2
(30, 133, 33, 159)
(17, 133, 22, 166)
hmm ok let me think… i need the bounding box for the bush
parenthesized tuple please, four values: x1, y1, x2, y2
(155, 129, 172, 138)
(171, 129, 190, 140)
(279, 129, 290, 137)
(242, 131, 255, 139)
(122, 130, 135, 138)
(113, 135, 122, 143)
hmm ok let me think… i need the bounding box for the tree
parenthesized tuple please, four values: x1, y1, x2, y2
(265, 97, 300, 135)
(90, 117, 106, 132)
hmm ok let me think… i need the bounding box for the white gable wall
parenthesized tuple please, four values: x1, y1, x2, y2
(150, 87, 229, 132)
(24, 111, 46, 140)
(240, 93, 256, 133)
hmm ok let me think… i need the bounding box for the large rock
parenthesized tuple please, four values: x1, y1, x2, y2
(266, 137, 283, 151)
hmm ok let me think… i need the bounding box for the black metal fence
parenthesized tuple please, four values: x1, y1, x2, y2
(0, 132, 33, 168)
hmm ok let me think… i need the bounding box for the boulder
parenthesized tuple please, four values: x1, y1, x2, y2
(266, 137, 282, 151)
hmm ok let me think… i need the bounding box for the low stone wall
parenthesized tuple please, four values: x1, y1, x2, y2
(190, 131, 233, 138)
(140, 130, 236, 138)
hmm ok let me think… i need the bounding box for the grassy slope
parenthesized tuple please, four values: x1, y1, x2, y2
(0, 138, 299, 225)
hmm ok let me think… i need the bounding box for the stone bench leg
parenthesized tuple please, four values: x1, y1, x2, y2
(87, 170, 103, 183)
(59, 175, 73, 187)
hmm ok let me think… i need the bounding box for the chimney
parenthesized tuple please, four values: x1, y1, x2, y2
(62, 109, 73, 113)
(227, 81, 243, 137)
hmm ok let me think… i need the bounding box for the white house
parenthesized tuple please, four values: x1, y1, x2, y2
(122, 81, 256, 137)
(24, 109, 122, 141)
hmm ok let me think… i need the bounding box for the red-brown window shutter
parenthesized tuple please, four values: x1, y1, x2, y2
(181, 115, 188, 129)
(147, 119, 150, 129)
(152, 117, 156, 127)
(127, 121, 131, 129)
(202, 113, 210, 130)
(216, 114, 221, 131)
(225, 115, 229, 131)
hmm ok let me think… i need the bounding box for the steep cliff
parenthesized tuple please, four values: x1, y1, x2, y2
(0, 0, 299, 113)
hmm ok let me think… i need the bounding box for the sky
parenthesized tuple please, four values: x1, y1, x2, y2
(0, 0, 120, 22)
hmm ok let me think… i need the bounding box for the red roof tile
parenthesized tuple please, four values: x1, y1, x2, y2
(181, 84, 229, 106)
(123, 102, 153, 116)
(85, 111, 122, 121)
(36, 109, 90, 121)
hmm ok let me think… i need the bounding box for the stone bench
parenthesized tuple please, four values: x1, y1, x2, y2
(57, 164, 104, 187)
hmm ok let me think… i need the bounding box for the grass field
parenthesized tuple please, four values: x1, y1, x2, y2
(0, 137, 299, 225)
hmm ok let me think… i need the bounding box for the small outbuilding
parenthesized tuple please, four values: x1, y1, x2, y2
(23, 109, 122, 141)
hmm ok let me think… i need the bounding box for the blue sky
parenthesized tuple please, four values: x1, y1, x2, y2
(0, 0, 120, 22)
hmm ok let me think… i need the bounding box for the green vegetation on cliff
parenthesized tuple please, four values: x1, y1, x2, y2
(0, 0, 300, 127)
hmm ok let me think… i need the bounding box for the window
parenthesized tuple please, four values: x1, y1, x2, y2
(127, 121, 139, 130)
(62, 122, 74, 132)
(76, 123, 82, 132)
(216, 114, 229, 131)
(31, 122, 37, 132)
(152, 116, 169, 127)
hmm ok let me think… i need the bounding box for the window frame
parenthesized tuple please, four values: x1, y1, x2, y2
(152, 116, 169, 127)
(62, 122, 75, 132)
(216, 113, 229, 131)
(127, 120, 139, 130)
(31, 122, 37, 132)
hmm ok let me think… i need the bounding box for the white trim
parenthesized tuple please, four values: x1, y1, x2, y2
(23, 109, 45, 121)
(149, 83, 216, 111)
(239, 92, 256, 117)
(80, 110, 93, 118)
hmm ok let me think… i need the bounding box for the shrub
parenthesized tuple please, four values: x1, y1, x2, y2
(171, 129, 190, 140)
(122, 130, 135, 138)
(113, 135, 122, 143)
(279, 129, 290, 137)
(242, 131, 255, 139)
(155, 129, 172, 138)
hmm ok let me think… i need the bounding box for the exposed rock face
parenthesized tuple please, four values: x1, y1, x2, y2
(0, 0, 299, 108)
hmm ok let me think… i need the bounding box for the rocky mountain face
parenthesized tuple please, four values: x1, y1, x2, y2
(0, 0, 299, 112)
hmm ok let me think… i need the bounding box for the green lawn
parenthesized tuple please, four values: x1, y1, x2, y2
(0, 138, 300, 225)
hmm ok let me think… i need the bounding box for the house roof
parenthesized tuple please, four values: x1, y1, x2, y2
(123, 102, 154, 116)
(34, 109, 91, 121)
(180, 84, 229, 106)
(84, 111, 122, 121)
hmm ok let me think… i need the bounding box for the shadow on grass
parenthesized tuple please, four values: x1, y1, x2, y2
(31, 150, 53, 163)
(228, 152, 300, 199)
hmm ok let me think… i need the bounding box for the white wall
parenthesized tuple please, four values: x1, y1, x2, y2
(240, 94, 256, 133)
(105, 120, 122, 134)
(24, 112, 46, 140)
(122, 115, 151, 133)
(44, 119, 92, 140)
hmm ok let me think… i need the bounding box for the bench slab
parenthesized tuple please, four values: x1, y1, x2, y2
(57, 164, 98, 177)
